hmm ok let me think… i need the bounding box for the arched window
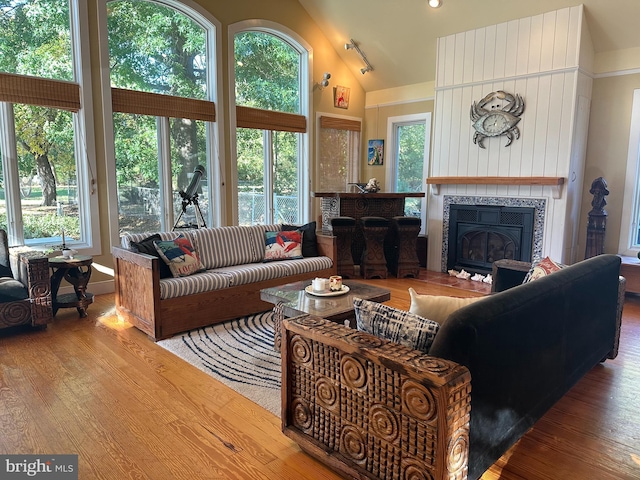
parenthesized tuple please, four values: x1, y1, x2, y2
(230, 22, 310, 225)
(101, 0, 222, 236)
(0, 0, 98, 250)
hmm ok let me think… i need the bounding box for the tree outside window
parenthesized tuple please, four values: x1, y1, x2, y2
(107, 0, 212, 234)
(0, 0, 86, 246)
(234, 30, 304, 226)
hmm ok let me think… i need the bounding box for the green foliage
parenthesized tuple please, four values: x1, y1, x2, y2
(108, 1, 208, 191)
(107, 0, 206, 98)
(0, 0, 72, 80)
(0, 212, 78, 240)
(234, 31, 302, 198)
(397, 123, 426, 192)
(234, 31, 300, 113)
(113, 112, 159, 187)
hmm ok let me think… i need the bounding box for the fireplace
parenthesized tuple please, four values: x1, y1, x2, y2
(447, 204, 535, 274)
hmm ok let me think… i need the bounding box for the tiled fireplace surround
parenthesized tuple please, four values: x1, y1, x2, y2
(440, 195, 547, 273)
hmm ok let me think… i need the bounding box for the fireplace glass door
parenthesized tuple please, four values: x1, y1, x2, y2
(447, 205, 534, 274)
(459, 228, 518, 268)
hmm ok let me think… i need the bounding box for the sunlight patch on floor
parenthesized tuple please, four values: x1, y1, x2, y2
(96, 307, 133, 331)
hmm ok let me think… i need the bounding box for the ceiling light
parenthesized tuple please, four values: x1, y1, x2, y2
(344, 38, 374, 75)
(429, 0, 442, 7)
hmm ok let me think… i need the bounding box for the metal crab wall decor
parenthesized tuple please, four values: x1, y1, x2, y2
(470, 90, 525, 148)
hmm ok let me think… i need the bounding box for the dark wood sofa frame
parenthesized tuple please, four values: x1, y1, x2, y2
(112, 233, 337, 341)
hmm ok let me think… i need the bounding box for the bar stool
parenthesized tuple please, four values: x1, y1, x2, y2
(329, 216, 356, 278)
(387, 216, 421, 278)
(360, 216, 389, 279)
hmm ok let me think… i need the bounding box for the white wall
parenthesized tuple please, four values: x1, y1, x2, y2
(427, 5, 594, 271)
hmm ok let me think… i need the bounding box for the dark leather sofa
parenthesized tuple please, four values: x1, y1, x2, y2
(280, 254, 623, 480)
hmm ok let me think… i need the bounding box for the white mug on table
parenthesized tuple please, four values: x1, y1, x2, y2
(312, 277, 327, 292)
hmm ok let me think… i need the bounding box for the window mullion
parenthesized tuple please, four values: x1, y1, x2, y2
(264, 130, 274, 223)
(0, 103, 24, 246)
(157, 117, 173, 231)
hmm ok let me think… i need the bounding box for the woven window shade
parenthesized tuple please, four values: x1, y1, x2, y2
(320, 115, 361, 132)
(0, 72, 80, 111)
(236, 105, 306, 133)
(112, 88, 215, 122)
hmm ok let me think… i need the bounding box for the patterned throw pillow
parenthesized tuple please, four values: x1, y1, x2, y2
(282, 221, 318, 257)
(523, 256, 564, 283)
(154, 234, 204, 278)
(408, 288, 483, 325)
(354, 297, 440, 354)
(264, 230, 303, 262)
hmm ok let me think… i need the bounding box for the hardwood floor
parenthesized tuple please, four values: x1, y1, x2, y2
(1, 272, 639, 479)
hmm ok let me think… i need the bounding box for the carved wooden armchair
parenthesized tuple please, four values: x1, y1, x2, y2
(281, 315, 471, 480)
(0, 230, 53, 331)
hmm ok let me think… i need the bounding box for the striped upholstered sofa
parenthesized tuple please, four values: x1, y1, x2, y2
(112, 224, 336, 341)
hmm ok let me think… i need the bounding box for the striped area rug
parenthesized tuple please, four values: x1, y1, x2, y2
(157, 310, 281, 415)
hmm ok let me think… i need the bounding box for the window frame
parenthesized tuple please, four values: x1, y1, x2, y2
(385, 113, 432, 235)
(228, 20, 312, 225)
(0, 0, 99, 252)
(97, 0, 225, 245)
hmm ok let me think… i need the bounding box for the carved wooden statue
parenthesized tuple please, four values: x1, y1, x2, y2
(585, 177, 609, 259)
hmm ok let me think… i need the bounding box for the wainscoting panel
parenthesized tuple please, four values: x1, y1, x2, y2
(436, 6, 582, 89)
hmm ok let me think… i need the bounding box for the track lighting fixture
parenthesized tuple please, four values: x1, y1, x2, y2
(428, 0, 442, 7)
(343, 38, 374, 75)
(315, 72, 331, 90)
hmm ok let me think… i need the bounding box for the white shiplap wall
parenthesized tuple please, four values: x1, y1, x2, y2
(427, 5, 594, 271)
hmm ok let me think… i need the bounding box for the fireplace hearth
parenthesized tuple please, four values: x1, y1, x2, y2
(447, 204, 535, 274)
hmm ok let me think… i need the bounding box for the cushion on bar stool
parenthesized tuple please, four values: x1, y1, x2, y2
(360, 216, 390, 279)
(329, 217, 356, 278)
(329, 217, 357, 228)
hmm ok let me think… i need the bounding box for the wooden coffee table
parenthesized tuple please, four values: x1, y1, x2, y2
(260, 279, 390, 349)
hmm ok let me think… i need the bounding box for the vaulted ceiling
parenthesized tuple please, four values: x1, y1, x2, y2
(297, 0, 640, 92)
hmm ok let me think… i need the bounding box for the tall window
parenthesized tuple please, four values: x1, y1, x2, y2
(0, 0, 96, 249)
(316, 114, 361, 192)
(107, 0, 217, 234)
(386, 113, 431, 234)
(619, 89, 640, 255)
(232, 26, 309, 226)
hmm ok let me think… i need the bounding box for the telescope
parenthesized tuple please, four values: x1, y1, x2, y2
(180, 165, 205, 201)
(174, 165, 207, 230)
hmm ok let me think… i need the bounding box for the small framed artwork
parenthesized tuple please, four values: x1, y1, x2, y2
(368, 139, 384, 165)
(334, 85, 350, 109)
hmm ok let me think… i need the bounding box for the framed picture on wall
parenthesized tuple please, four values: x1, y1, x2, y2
(368, 139, 384, 165)
(334, 86, 350, 109)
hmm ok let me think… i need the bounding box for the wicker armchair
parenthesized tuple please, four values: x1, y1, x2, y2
(0, 230, 53, 331)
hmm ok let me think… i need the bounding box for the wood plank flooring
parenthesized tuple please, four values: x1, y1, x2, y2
(0, 272, 639, 479)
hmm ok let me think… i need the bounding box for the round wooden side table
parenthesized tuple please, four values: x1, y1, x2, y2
(49, 255, 94, 318)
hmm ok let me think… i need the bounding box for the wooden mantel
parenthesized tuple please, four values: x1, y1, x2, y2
(426, 176, 565, 199)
